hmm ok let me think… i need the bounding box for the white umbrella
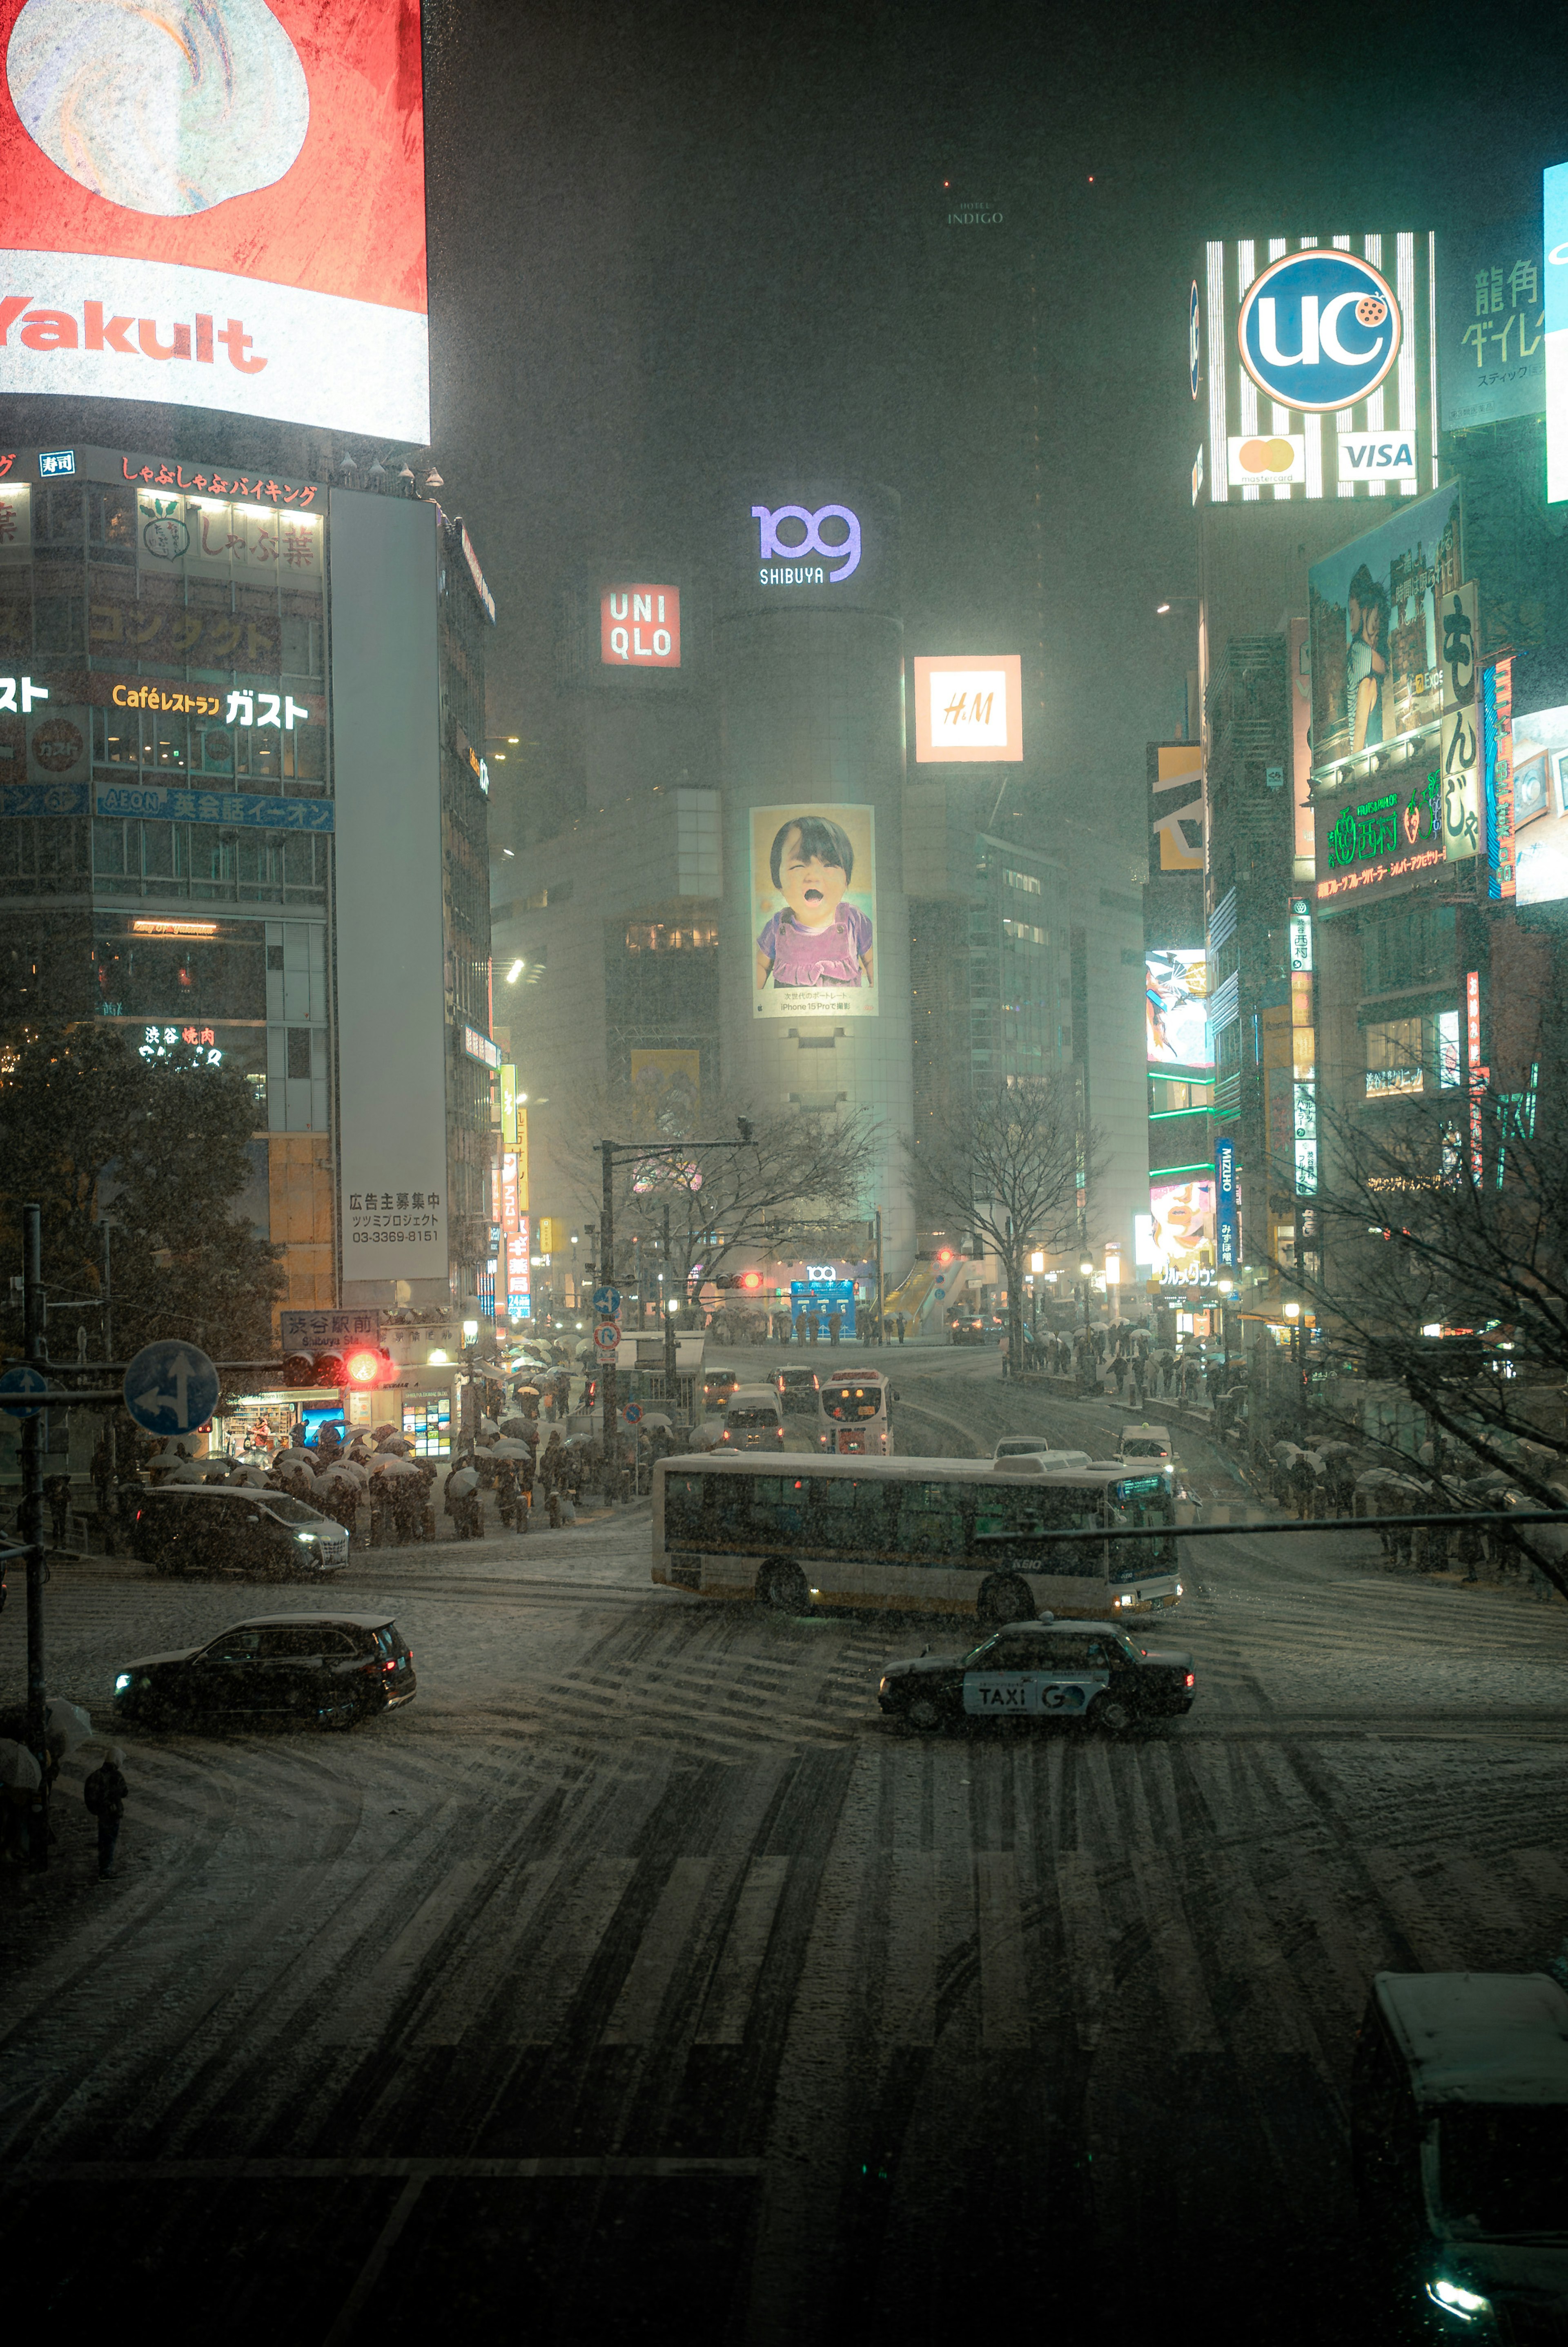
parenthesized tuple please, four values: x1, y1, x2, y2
(637, 1413, 673, 1430)
(371, 1455, 421, 1479)
(446, 1465, 479, 1496)
(325, 1459, 369, 1486)
(45, 1697, 94, 1754)
(74, 1732, 126, 1766)
(0, 1739, 41, 1790)
(489, 1437, 533, 1457)
(226, 1462, 270, 1487)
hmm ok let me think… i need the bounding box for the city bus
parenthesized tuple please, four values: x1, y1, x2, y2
(651, 1454, 1183, 1623)
(817, 1366, 894, 1456)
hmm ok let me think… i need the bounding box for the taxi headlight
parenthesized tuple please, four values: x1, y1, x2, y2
(295, 1531, 317, 1543)
(1426, 2279, 1491, 2320)
(114, 1672, 132, 1692)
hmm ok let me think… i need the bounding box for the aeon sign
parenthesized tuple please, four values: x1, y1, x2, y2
(1237, 249, 1402, 414)
(752, 502, 861, 583)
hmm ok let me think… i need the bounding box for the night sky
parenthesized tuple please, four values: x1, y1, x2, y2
(421, 0, 1568, 842)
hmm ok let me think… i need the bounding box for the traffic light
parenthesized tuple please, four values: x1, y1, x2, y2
(282, 1352, 317, 1388)
(344, 1345, 396, 1388)
(738, 1270, 765, 1293)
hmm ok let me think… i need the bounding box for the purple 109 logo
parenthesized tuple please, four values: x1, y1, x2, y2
(752, 502, 861, 583)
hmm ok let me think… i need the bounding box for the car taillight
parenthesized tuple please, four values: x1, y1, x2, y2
(382, 1659, 396, 1673)
(1184, 1672, 1194, 1688)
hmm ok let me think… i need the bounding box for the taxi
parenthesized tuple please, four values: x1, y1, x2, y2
(878, 1617, 1196, 1735)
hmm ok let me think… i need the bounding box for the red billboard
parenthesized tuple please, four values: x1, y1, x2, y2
(0, 0, 428, 439)
(601, 586, 681, 667)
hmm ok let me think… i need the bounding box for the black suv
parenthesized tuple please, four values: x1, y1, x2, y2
(127, 1485, 349, 1579)
(113, 1613, 415, 1729)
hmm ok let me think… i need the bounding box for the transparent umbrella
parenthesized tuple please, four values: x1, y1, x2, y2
(0, 1739, 41, 1790)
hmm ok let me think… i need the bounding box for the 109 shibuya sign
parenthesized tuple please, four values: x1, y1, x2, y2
(752, 502, 860, 583)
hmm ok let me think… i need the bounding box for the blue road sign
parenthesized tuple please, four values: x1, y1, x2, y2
(623, 1401, 643, 1425)
(592, 1285, 622, 1316)
(123, 1340, 220, 1437)
(0, 1365, 48, 1419)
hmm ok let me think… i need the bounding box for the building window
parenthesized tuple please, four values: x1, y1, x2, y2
(1000, 917, 1046, 946)
(1365, 1017, 1425, 1098)
(1002, 867, 1042, 895)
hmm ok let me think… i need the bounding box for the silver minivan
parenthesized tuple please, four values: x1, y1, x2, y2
(719, 1386, 786, 1450)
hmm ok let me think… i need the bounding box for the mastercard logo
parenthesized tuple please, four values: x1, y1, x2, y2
(1238, 437, 1296, 475)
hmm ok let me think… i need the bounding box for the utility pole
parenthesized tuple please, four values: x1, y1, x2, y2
(662, 1201, 676, 1395)
(22, 1203, 48, 1870)
(874, 1208, 884, 1347)
(600, 1142, 617, 1468)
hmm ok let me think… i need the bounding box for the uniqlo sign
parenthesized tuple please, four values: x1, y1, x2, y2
(601, 585, 681, 667)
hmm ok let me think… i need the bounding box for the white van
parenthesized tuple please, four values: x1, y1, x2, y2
(992, 1438, 1091, 1468)
(719, 1386, 786, 1451)
(1118, 1423, 1173, 1464)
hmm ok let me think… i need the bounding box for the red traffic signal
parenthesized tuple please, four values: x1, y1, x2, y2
(738, 1270, 764, 1292)
(344, 1346, 396, 1387)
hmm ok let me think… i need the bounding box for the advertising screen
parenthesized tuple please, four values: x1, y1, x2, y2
(1197, 230, 1436, 509)
(750, 804, 877, 1022)
(601, 586, 681, 668)
(1148, 740, 1204, 874)
(1146, 949, 1212, 1067)
(1505, 695, 1568, 906)
(1307, 479, 1462, 783)
(1548, 165, 1568, 503)
(629, 1048, 700, 1126)
(0, 0, 428, 441)
(1148, 1178, 1214, 1276)
(1439, 218, 1546, 434)
(911, 654, 1023, 762)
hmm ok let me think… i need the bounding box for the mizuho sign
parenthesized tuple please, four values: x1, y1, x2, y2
(1237, 248, 1402, 414)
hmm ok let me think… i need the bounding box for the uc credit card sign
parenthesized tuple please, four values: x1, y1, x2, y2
(1215, 1136, 1239, 1267)
(0, 0, 429, 440)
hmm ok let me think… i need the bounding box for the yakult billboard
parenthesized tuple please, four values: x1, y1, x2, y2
(0, 0, 429, 441)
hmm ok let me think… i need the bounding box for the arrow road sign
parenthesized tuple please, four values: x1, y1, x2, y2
(592, 1286, 622, 1316)
(0, 1366, 48, 1420)
(123, 1340, 220, 1436)
(592, 1320, 621, 1356)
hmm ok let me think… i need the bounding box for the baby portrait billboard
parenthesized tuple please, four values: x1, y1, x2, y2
(751, 804, 877, 1021)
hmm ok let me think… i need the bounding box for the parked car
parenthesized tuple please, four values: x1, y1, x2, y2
(127, 1485, 349, 1579)
(113, 1613, 415, 1730)
(949, 1314, 1005, 1346)
(1352, 1969, 1568, 2337)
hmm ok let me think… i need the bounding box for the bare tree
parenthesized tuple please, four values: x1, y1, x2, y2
(554, 1073, 880, 1316)
(1285, 1052, 1568, 1598)
(905, 1073, 1100, 1370)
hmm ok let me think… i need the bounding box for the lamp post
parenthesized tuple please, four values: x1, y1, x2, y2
(1079, 1253, 1094, 1332)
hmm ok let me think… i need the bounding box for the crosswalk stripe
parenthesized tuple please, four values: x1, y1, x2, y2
(695, 1856, 790, 2045)
(975, 1851, 1030, 2048)
(414, 1857, 565, 2048)
(882, 1851, 937, 2046)
(319, 1862, 485, 2044)
(506, 1857, 639, 2044)
(1364, 1846, 1464, 1972)
(1125, 1848, 1221, 2052)
(600, 1857, 712, 2045)
(1054, 1849, 1114, 2049)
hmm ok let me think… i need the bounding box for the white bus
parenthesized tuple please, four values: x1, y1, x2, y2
(817, 1366, 894, 1456)
(651, 1453, 1183, 1623)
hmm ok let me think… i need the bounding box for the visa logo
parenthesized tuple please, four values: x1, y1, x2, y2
(1338, 431, 1419, 483)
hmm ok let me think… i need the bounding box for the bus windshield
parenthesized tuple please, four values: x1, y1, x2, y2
(822, 1385, 884, 1422)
